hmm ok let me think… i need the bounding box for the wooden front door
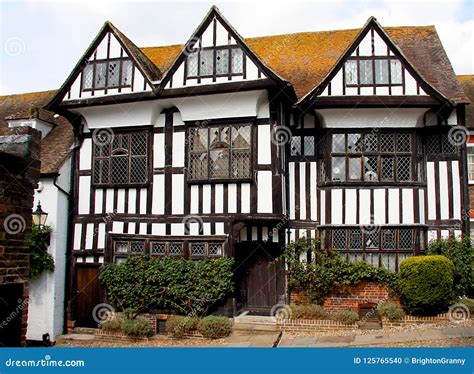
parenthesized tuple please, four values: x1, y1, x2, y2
(74, 266, 103, 327)
(236, 244, 285, 314)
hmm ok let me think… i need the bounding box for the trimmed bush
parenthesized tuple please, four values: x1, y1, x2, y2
(331, 309, 359, 325)
(377, 301, 405, 321)
(121, 319, 154, 338)
(291, 304, 328, 320)
(456, 298, 474, 314)
(197, 316, 233, 339)
(399, 255, 454, 316)
(166, 316, 199, 338)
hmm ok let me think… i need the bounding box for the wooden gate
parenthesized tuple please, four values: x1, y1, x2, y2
(74, 266, 103, 327)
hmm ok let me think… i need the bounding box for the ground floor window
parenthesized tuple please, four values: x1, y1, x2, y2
(112, 236, 225, 263)
(324, 226, 423, 272)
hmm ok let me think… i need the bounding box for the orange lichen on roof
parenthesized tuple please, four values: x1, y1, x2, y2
(458, 75, 474, 127)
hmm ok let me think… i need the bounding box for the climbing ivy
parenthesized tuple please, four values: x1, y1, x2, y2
(29, 225, 54, 278)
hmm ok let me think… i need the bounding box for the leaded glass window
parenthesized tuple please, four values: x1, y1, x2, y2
(344, 58, 404, 87)
(82, 58, 133, 91)
(186, 45, 244, 78)
(93, 132, 149, 186)
(188, 124, 252, 181)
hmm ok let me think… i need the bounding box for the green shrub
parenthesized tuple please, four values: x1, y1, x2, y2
(98, 320, 122, 332)
(166, 316, 199, 338)
(331, 309, 359, 325)
(291, 304, 328, 320)
(456, 298, 474, 313)
(197, 316, 232, 339)
(282, 238, 398, 305)
(399, 255, 454, 316)
(100, 255, 234, 317)
(428, 236, 473, 297)
(29, 225, 54, 277)
(120, 319, 154, 338)
(377, 301, 405, 321)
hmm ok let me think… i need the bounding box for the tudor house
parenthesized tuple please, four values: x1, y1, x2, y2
(0, 6, 471, 329)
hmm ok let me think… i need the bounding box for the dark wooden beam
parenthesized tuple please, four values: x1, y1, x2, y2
(313, 95, 441, 108)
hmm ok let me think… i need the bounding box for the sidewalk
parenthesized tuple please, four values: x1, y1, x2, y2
(278, 326, 474, 347)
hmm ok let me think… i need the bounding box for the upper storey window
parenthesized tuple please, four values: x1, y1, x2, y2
(186, 46, 244, 79)
(188, 124, 252, 181)
(83, 58, 133, 90)
(345, 58, 402, 87)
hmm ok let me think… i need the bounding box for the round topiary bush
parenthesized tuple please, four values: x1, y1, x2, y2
(377, 301, 405, 321)
(399, 255, 454, 316)
(197, 316, 232, 339)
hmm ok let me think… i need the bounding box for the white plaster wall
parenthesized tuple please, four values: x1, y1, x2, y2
(27, 157, 71, 341)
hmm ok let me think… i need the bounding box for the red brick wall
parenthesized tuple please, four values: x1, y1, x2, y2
(0, 127, 40, 345)
(290, 281, 398, 312)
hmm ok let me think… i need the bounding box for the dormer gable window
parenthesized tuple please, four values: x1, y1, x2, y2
(344, 58, 402, 87)
(186, 46, 244, 79)
(82, 58, 133, 91)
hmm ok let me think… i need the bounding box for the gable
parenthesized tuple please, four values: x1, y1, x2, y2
(63, 31, 153, 102)
(162, 7, 278, 90)
(319, 26, 427, 97)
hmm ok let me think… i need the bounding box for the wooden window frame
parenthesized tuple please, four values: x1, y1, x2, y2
(323, 131, 420, 186)
(467, 145, 474, 183)
(92, 131, 150, 188)
(187, 122, 254, 183)
(82, 57, 133, 92)
(185, 45, 244, 80)
(344, 56, 403, 89)
(288, 131, 317, 162)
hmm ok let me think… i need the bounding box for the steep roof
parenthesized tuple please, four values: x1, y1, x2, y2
(458, 75, 474, 127)
(0, 90, 74, 175)
(141, 26, 468, 103)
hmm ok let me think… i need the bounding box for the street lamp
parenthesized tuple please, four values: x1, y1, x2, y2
(32, 201, 48, 227)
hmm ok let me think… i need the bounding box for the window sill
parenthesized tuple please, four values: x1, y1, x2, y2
(318, 181, 426, 187)
(187, 178, 254, 185)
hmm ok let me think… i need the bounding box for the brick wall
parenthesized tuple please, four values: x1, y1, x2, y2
(290, 281, 398, 312)
(0, 127, 40, 346)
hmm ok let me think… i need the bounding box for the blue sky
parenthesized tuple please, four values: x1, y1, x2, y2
(0, 0, 473, 95)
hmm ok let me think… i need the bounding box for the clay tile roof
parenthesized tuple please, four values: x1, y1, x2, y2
(141, 26, 468, 103)
(458, 75, 474, 128)
(0, 90, 74, 175)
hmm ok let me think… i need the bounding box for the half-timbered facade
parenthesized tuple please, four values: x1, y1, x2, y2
(1, 6, 470, 327)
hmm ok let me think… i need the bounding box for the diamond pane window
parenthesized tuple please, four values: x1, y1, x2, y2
(364, 156, 378, 181)
(169, 243, 182, 256)
(188, 124, 252, 181)
(348, 157, 361, 180)
(290, 137, 301, 156)
(93, 132, 149, 185)
(83, 64, 94, 89)
(441, 134, 457, 154)
(94, 62, 107, 89)
(375, 59, 389, 84)
(187, 52, 199, 77)
(121, 60, 133, 86)
(380, 134, 394, 152)
(364, 134, 378, 153)
(199, 50, 213, 76)
(332, 157, 346, 181)
(390, 60, 402, 84)
(397, 133, 411, 152)
(303, 136, 315, 156)
(191, 243, 206, 256)
(115, 242, 128, 253)
(208, 243, 223, 256)
(381, 157, 394, 180)
(347, 133, 362, 153)
(332, 134, 345, 153)
(359, 60, 373, 84)
(344, 60, 357, 85)
(231, 48, 243, 74)
(382, 230, 396, 249)
(365, 231, 380, 249)
(426, 135, 441, 154)
(332, 230, 346, 250)
(215, 49, 229, 75)
(397, 156, 411, 181)
(152, 243, 166, 255)
(131, 242, 145, 253)
(349, 229, 362, 249)
(107, 61, 120, 87)
(399, 229, 413, 250)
